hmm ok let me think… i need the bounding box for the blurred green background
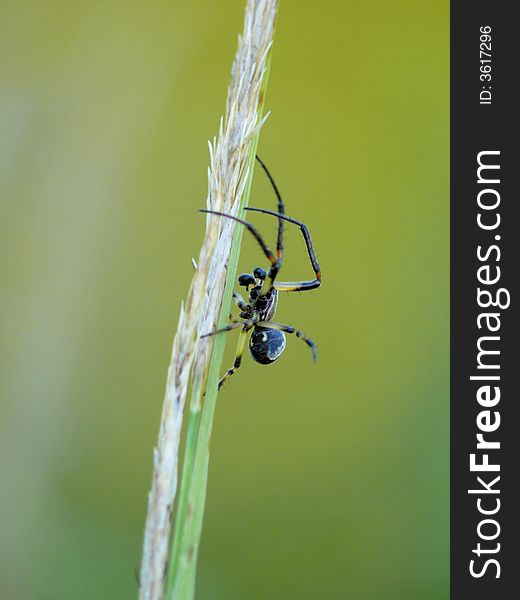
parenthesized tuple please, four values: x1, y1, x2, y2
(0, 1, 448, 599)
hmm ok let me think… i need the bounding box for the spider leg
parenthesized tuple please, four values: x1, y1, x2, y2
(199, 209, 283, 293)
(200, 209, 278, 265)
(200, 319, 256, 339)
(229, 293, 253, 322)
(260, 321, 318, 362)
(255, 156, 286, 295)
(218, 326, 250, 390)
(244, 208, 321, 292)
(233, 291, 250, 312)
(273, 280, 321, 292)
(255, 155, 285, 259)
(201, 157, 290, 295)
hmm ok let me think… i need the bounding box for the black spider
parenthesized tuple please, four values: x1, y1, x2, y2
(201, 155, 321, 390)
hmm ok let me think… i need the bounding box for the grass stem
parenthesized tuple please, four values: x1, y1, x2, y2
(139, 2, 278, 598)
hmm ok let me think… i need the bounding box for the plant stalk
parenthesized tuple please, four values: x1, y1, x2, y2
(139, 2, 279, 599)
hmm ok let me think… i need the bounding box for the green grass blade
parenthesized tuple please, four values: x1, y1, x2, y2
(164, 2, 278, 599)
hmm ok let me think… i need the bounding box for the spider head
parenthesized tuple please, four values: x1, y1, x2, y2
(249, 285, 262, 300)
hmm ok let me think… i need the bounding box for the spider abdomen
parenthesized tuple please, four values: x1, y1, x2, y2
(249, 326, 286, 364)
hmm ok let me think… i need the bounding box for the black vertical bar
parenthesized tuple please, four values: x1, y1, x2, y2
(451, 2, 518, 598)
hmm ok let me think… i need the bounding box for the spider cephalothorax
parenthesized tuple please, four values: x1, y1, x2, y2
(201, 155, 321, 390)
(237, 270, 277, 321)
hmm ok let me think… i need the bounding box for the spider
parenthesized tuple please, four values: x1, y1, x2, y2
(201, 155, 321, 390)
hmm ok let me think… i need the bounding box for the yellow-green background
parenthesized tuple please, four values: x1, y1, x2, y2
(0, 1, 448, 598)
